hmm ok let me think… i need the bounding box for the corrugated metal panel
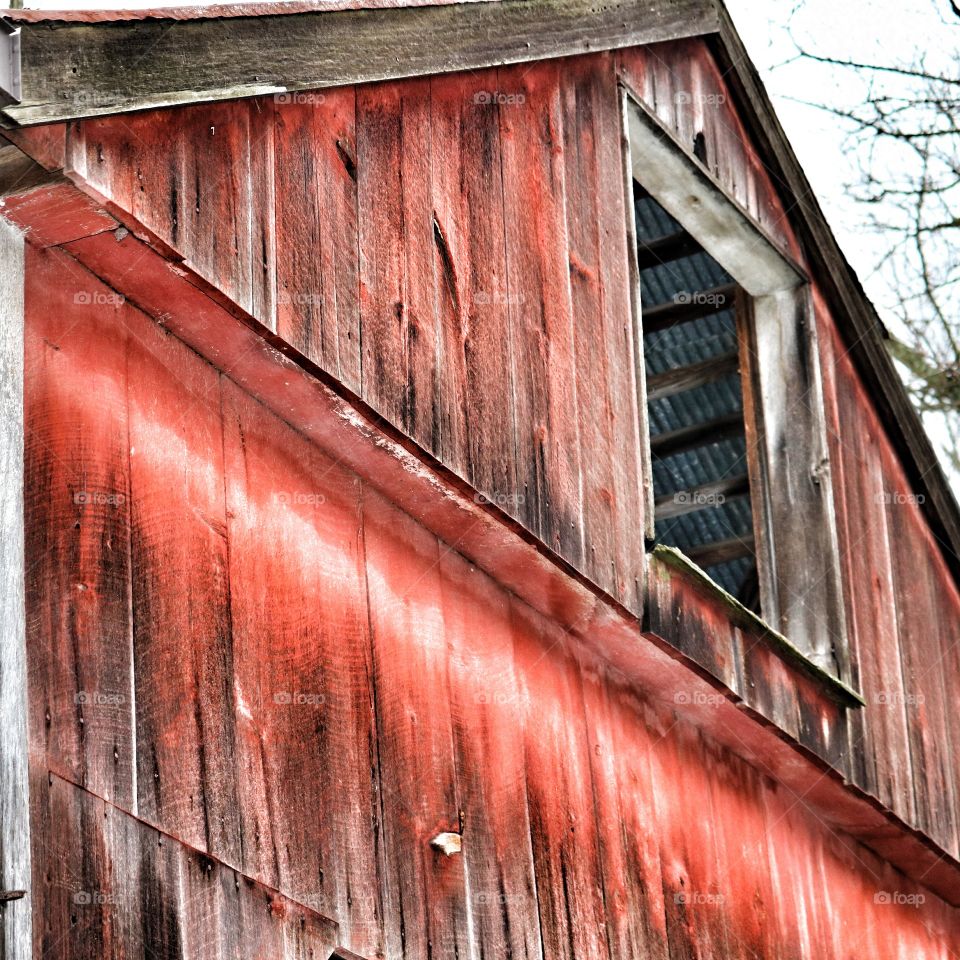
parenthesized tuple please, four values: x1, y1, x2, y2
(636, 190, 755, 600)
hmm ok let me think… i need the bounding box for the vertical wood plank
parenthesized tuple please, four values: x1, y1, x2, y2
(221, 378, 384, 956)
(885, 487, 959, 853)
(829, 337, 915, 822)
(125, 304, 242, 865)
(499, 61, 584, 566)
(650, 719, 731, 960)
(511, 604, 609, 960)
(563, 56, 643, 610)
(579, 668, 669, 960)
(0, 217, 30, 960)
(428, 70, 515, 500)
(23, 246, 135, 808)
(361, 489, 470, 960)
(439, 551, 543, 960)
(274, 87, 361, 388)
(357, 78, 440, 451)
(247, 97, 277, 332)
(749, 289, 848, 673)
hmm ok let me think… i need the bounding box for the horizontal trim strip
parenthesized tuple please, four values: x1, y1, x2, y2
(2, 0, 718, 125)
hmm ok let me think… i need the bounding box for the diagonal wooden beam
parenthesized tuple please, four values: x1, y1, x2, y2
(645, 351, 739, 401)
(654, 472, 750, 521)
(684, 533, 756, 568)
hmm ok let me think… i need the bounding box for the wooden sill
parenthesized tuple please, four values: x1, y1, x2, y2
(649, 544, 864, 709)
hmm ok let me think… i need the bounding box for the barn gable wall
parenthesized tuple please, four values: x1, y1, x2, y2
(65, 54, 646, 613)
(52, 38, 960, 858)
(19, 242, 960, 958)
(6, 28, 960, 957)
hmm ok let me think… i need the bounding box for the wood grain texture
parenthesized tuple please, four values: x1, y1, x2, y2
(883, 455, 959, 853)
(439, 551, 543, 960)
(125, 303, 243, 864)
(66, 100, 276, 327)
(361, 488, 470, 960)
(275, 86, 360, 390)
(0, 181, 116, 248)
(357, 78, 440, 452)
(41, 192, 960, 899)
(0, 218, 30, 960)
(428, 69, 514, 498)
(499, 60, 584, 569)
(562, 55, 644, 606)
(23, 245, 135, 808)
(221, 377, 384, 956)
(17, 136, 960, 937)
(824, 322, 917, 827)
(511, 605, 609, 960)
(54, 57, 646, 617)
(617, 38, 800, 264)
(31, 772, 340, 960)
(4, 0, 720, 124)
(745, 289, 847, 674)
(580, 668, 669, 960)
(18, 245, 960, 960)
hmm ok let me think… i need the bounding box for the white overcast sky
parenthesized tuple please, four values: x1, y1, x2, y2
(725, 0, 955, 320)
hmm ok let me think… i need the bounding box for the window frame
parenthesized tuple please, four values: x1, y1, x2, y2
(621, 86, 849, 677)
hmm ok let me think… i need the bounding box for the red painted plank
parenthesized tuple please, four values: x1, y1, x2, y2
(829, 332, 916, 823)
(510, 603, 609, 960)
(221, 377, 383, 955)
(0, 181, 116, 246)
(884, 475, 960, 853)
(561, 56, 626, 602)
(274, 86, 361, 387)
(1, 121, 68, 170)
(428, 69, 515, 498)
(23, 245, 134, 808)
(498, 60, 584, 568)
(649, 717, 731, 959)
(360, 488, 469, 960)
(357, 77, 440, 450)
(439, 550, 543, 960)
(580, 667, 669, 960)
(124, 300, 242, 863)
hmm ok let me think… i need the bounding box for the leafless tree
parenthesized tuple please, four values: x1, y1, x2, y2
(780, 2, 960, 472)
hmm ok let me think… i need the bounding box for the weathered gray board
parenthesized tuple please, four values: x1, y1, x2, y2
(0, 217, 29, 960)
(1, 0, 719, 124)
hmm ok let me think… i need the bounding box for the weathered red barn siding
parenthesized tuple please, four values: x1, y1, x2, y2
(38, 30, 960, 872)
(64, 54, 645, 612)
(7, 24, 960, 956)
(21, 245, 960, 958)
(617, 38, 802, 263)
(620, 38, 960, 860)
(819, 306, 960, 854)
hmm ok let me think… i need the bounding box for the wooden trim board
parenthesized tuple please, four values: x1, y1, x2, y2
(0, 0, 719, 125)
(0, 216, 30, 960)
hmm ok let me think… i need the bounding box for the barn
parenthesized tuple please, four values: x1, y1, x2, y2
(1, 0, 959, 956)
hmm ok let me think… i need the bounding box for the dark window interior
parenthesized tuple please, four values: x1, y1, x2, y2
(635, 182, 760, 612)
